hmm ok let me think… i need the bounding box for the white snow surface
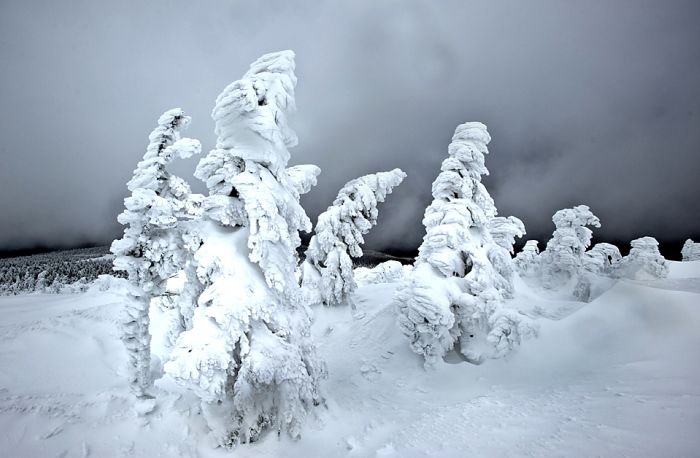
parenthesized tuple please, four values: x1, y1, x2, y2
(1, 261, 700, 457)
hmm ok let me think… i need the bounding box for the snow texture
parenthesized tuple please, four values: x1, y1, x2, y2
(110, 108, 201, 397)
(165, 51, 325, 446)
(354, 261, 412, 286)
(616, 236, 669, 280)
(396, 122, 535, 367)
(301, 169, 406, 306)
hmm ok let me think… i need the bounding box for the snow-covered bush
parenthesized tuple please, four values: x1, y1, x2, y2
(395, 122, 535, 367)
(539, 205, 600, 291)
(164, 51, 325, 446)
(681, 239, 700, 261)
(489, 216, 525, 254)
(354, 260, 412, 286)
(583, 243, 622, 275)
(514, 240, 540, 277)
(111, 108, 201, 397)
(616, 236, 669, 280)
(301, 169, 406, 305)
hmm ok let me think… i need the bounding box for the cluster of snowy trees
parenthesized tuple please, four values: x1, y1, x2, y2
(112, 51, 406, 447)
(0, 247, 120, 295)
(514, 206, 672, 299)
(110, 50, 696, 448)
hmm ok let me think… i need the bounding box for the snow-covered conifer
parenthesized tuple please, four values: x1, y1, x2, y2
(514, 240, 540, 277)
(583, 243, 622, 275)
(681, 239, 700, 261)
(354, 260, 411, 286)
(396, 122, 535, 367)
(616, 236, 669, 280)
(164, 51, 324, 446)
(301, 169, 406, 305)
(489, 216, 525, 254)
(111, 108, 201, 397)
(539, 205, 600, 290)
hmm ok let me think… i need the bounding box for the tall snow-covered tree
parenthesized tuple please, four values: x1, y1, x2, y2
(301, 169, 406, 305)
(111, 108, 202, 397)
(681, 239, 700, 261)
(396, 122, 535, 367)
(514, 240, 540, 277)
(539, 205, 600, 290)
(616, 236, 669, 280)
(164, 51, 325, 447)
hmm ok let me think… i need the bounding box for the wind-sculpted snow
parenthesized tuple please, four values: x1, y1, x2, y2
(489, 216, 525, 254)
(165, 51, 325, 446)
(111, 108, 202, 397)
(616, 236, 669, 280)
(302, 169, 406, 306)
(396, 122, 534, 367)
(355, 260, 412, 286)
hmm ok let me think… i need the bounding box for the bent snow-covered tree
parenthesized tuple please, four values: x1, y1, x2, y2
(514, 240, 540, 277)
(583, 243, 622, 276)
(164, 51, 325, 446)
(616, 236, 669, 280)
(539, 205, 600, 290)
(301, 169, 406, 305)
(681, 239, 700, 261)
(111, 108, 202, 396)
(489, 216, 525, 255)
(396, 122, 535, 367)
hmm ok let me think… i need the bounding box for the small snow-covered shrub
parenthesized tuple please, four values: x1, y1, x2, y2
(514, 240, 540, 277)
(396, 122, 535, 367)
(539, 205, 600, 291)
(616, 236, 669, 280)
(681, 239, 700, 261)
(354, 260, 411, 286)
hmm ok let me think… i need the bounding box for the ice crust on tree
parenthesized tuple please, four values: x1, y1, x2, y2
(489, 216, 525, 254)
(616, 237, 669, 280)
(163, 51, 324, 446)
(301, 169, 406, 306)
(395, 122, 535, 367)
(111, 108, 202, 396)
(583, 243, 622, 276)
(681, 239, 700, 261)
(514, 240, 540, 277)
(539, 205, 600, 290)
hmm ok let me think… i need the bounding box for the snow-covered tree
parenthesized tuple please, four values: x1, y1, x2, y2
(616, 236, 669, 280)
(111, 108, 201, 397)
(354, 260, 412, 286)
(539, 205, 600, 290)
(164, 51, 325, 446)
(396, 122, 535, 367)
(489, 216, 525, 254)
(583, 242, 622, 275)
(301, 169, 406, 305)
(514, 240, 540, 277)
(681, 239, 700, 261)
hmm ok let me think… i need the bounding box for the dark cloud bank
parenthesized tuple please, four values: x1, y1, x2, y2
(1, 0, 699, 258)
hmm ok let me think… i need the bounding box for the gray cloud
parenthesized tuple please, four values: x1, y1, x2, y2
(1, 0, 699, 253)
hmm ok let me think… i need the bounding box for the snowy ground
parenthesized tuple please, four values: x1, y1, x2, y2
(1, 262, 699, 457)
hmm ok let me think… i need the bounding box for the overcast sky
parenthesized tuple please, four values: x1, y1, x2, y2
(1, 0, 699, 254)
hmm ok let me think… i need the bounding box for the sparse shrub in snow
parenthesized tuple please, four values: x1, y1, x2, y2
(616, 236, 669, 280)
(301, 169, 406, 305)
(539, 205, 600, 291)
(163, 51, 324, 446)
(111, 108, 201, 397)
(395, 122, 535, 367)
(354, 260, 410, 286)
(681, 239, 700, 261)
(514, 240, 540, 277)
